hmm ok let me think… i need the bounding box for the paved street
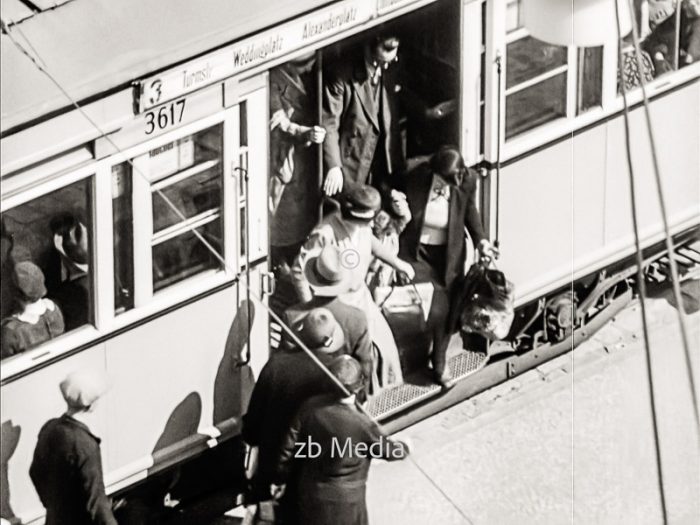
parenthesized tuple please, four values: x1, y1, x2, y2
(367, 280, 700, 525)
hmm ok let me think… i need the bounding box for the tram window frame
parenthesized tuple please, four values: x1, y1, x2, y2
(494, 0, 699, 161)
(493, 0, 611, 154)
(110, 114, 235, 322)
(0, 163, 101, 374)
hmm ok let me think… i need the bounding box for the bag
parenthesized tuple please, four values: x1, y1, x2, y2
(376, 282, 432, 325)
(376, 282, 433, 374)
(459, 262, 514, 340)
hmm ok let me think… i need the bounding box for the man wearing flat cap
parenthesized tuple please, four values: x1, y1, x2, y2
(284, 244, 374, 393)
(1, 261, 64, 359)
(291, 184, 414, 388)
(242, 308, 346, 520)
(30, 370, 117, 525)
(273, 356, 409, 525)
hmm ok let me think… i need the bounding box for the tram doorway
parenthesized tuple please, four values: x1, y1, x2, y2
(267, 0, 464, 317)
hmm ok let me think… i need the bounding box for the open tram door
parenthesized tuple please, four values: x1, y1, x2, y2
(225, 74, 274, 389)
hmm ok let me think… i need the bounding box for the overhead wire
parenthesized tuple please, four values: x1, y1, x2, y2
(614, 3, 668, 522)
(623, 0, 700, 431)
(3, 23, 476, 524)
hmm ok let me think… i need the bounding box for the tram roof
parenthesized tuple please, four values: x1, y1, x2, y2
(1, 0, 331, 133)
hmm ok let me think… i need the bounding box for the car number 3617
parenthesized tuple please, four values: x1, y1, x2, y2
(145, 99, 186, 135)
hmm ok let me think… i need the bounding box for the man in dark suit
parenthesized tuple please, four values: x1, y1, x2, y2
(322, 33, 405, 199)
(29, 370, 117, 525)
(273, 356, 409, 525)
(242, 308, 345, 513)
(284, 244, 374, 394)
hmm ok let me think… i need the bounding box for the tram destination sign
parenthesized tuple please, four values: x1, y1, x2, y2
(138, 0, 375, 112)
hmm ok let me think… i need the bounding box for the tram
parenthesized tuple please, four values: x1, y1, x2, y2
(1, 0, 698, 522)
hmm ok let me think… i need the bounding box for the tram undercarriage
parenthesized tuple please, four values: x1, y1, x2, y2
(377, 226, 700, 433)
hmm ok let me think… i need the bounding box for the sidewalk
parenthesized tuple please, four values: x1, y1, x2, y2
(366, 280, 700, 524)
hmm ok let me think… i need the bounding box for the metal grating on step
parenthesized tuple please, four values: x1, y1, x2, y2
(367, 350, 488, 419)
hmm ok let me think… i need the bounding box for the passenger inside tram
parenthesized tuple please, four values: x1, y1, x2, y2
(1, 261, 65, 359)
(0, 181, 93, 361)
(619, 0, 700, 91)
(269, 51, 326, 275)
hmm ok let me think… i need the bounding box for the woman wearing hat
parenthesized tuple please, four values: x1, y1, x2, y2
(291, 184, 414, 387)
(1, 261, 64, 359)
(398, 145, 497, 387)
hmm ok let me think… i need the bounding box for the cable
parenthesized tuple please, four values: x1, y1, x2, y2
(625, 0, 700, 429)
(4, 26, 482, 522)
(7, 23, 494, 522)
(615, 4, 668, 522)
(2, 25, 354, 402)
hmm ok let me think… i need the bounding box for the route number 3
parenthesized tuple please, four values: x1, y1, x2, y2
(145, 99, 186, 135)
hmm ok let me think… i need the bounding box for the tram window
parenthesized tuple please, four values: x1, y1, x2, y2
(112, 162, 134, 313)
(505, 36, 568, 139)
(578, 47, 603, 114)
(506, 0, 523, 33)
(1, 179, 94, 360)
(506, 72, 567, 138)
(149, 125, 224, 291)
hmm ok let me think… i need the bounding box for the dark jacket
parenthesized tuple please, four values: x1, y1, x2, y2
(322, 55, 404, 192)
(283, 296, 373, 390)
(270, 65, 320, 247)
(399, 162, 486, 290)
(29, 415, 117, 525)
(1, 300, 65, 359)
(275, 394, 407, 525)
(241, 351, 338, 484)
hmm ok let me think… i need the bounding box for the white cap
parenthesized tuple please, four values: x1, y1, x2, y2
(60, 370, 108, 410)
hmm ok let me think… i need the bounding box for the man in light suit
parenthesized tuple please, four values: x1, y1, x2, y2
(322, 32, 405, 201)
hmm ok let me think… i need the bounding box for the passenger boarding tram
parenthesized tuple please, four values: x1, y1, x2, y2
(1, 0, 698, 522)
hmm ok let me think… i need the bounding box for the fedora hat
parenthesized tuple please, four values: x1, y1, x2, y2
(304, 245, 353, 297)
(296, 308, 345, 354)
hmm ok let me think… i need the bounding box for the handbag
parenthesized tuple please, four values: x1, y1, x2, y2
(376, 282, 433, 374)
(376, 282, 433, 325)
(459, 261, 515, 340)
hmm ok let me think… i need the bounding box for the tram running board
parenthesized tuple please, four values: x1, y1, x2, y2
(367, 350, 488, 420)
(648, 240, 700, 282)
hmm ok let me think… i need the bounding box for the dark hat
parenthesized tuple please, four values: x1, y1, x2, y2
(62, 221, 88, 266)
(304, 245, 353, 297)
(329, 355, 364, 394)
(12, 261, 47, 302)
(296, 308, 345, 354)
(60, 369, 108, 410)
(342, 184, 381, 221)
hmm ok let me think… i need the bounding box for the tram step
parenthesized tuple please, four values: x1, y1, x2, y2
(367, 349, 487, 420)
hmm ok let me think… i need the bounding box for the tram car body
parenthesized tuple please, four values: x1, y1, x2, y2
(1, 0, 698, 522)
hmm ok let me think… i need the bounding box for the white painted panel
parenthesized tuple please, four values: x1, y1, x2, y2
(102, 285, 246, 476)
(572, 127, 607, 261)
(605, 84, 700, 245)
(1, 345, 107, 525)
(497, 140, 573, 298)
(242, 85, 270, 262)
